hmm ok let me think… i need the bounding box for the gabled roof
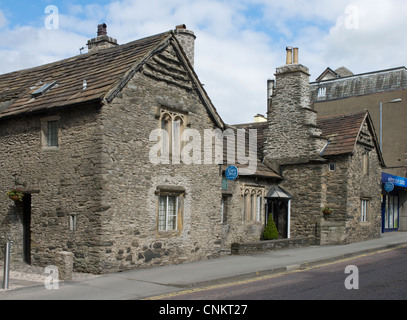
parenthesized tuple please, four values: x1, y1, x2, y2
(318, 111, 385, 166)
(229, 122, 281, 179)
(0, 29, 225, 129)
(315, 66, 354, 82)
(315, 67, 338, 82)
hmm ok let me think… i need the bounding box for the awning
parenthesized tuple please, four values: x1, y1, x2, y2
(266, 186, 292, 200)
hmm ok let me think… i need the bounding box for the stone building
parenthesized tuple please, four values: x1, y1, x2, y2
(311, 66, 407, 232)
(0, 25, 233, 273)
(233, 47, 384, 246)
(0, 26, 385, 273)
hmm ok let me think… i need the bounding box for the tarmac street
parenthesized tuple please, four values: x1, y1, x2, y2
(1, 232, 407, 300)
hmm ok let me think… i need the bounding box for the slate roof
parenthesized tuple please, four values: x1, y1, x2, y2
(0, 29, 225, 128)
(311, 67, 407, 102)
(318, 111, 368, 156)
(231, 122, 282, 180)
(0, 32, 174, 119)
(318, 111, 384, 165)
(234, 110, 384, 169)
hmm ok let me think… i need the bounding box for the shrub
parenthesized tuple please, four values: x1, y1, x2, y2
(263, 214, 279, 240)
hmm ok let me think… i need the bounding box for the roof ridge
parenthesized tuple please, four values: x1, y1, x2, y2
(0, 30, 173, 79)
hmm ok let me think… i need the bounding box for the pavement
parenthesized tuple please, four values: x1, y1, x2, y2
(1, 231, 407, 300)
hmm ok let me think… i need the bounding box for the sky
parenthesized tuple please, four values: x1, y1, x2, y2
(0, 0, 406, 124)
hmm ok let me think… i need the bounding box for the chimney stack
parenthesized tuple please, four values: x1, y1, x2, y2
(263, 47, 327, 165)
(174, 24, 196, 67)
(87, 23, 118, 53)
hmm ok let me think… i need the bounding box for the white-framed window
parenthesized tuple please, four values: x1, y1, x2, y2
(329, 162, 336, 172)
(361, 199, 370, 222)
(158, 195, 179, 231)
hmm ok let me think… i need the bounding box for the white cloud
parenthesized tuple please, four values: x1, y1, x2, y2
(0, 10, 7, 28)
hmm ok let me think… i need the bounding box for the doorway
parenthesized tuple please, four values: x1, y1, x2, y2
(22, 193, 31, 264)
(266, 186, 292, 239)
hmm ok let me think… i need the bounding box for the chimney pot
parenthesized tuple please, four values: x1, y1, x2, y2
(286, 47, 293, 65)
(97, 23, 108, 36)
(175, 24, 187, 30)
(293, 47, 299, 64)
(87, 23, 118, 53)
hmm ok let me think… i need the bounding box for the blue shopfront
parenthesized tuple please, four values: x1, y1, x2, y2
(381, 173, 407, 232)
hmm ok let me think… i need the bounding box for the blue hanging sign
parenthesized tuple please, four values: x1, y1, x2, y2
(384, 182, 395, 193)
(225, 165, 239, 181)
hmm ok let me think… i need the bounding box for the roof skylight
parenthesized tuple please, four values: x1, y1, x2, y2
(31, 81, 57, 98)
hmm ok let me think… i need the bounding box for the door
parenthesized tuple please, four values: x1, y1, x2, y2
(22, 194, 31, 264)
(266, 200, 289, 239)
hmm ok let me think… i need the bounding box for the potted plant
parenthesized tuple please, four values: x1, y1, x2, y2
(263, 214, 279, 240)
(322, 206, 333, 214)
(6, 188, 24, 202)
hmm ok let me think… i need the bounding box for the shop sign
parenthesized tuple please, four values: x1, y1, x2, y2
(382, 173, 407, 188)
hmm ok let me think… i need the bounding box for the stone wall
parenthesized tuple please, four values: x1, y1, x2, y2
(231, 237, 311, 255)
(280, 163, 324, 243)
(319, 156, 349, 245)
(220, 177, 277, 249)
(0, 104, 105, 272)
(94, 43, 223, 273)
(345, 122, 382, 243)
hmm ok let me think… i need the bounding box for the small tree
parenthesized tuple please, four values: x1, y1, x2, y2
(263, 214, 279, 240)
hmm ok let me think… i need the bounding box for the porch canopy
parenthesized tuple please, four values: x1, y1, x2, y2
(266, 186, 292, 200)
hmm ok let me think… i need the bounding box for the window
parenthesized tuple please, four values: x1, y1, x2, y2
(318, 87, 326, 98)
(361, 199, 370, 222)
(384, 195, 399, 230)
(221, 197, 228, 223)
(242, 186, 264, 222)
(329, 163, 336, 172)
(159, 109, 187, 162)
(363, 151, 370, 175)
(41, 116, 60, 148)
(69, 215, 77, 232)
(158, 195, 179, 231)
(47, 121, 59, 147)
(256, 195, 262, 222)
(222, 177, 228, 190)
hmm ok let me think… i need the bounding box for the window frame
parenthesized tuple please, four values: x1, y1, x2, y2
(362, 151, 370, 176)
(158, 109, 188, 161)
(41, 115, 60, 149)
(155, 186, 185, 235)
(158, 195, 179, 231)
(361, 198, 370, 222)
(241, 185, 265, 222)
